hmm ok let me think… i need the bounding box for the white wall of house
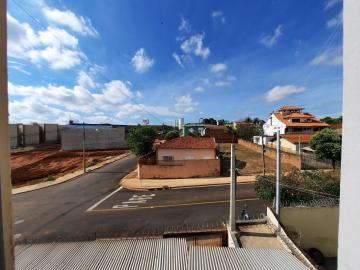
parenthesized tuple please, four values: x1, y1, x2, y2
(263, 114, 287, 136)
(157, 148, 216, 161)
(267, 138, 297, 154)
(252, 136, 273, 145)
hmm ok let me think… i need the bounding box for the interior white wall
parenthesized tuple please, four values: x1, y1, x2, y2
(338, 1, 360, 269)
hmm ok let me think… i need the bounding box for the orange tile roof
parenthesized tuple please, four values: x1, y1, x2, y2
(281, 133, 313, 143)
(274, 113, 329, 127)
(284, 112, 314, 119)
(330, 123, 342, 129)
(157, 136, 217, 149)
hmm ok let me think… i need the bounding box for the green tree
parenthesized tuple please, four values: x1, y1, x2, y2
(164, 130, 180, 141)
(236, 125, 261, 141)
(127, 126, 157, 156)
(202, 118, 217, 125)
(244, 116, 253, 123)
(310, 128, 342, 169)
(217, 119, 230, 125)
(320, 116, 342, 124)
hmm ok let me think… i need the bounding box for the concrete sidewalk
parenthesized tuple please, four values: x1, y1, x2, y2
(121, 171, 256, 190)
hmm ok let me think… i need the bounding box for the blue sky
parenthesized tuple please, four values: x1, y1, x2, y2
(7, 0, 343, 125)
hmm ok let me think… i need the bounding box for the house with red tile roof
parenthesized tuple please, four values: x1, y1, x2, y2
(138, 136, 220, 179)
(157, 136, 217, 161)
(261, 106, 330, 153)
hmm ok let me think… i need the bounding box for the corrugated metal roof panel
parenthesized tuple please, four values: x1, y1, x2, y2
(15, 238, 189, 270)
(16, 239, 309, 270)
(188, 246, 309, 270)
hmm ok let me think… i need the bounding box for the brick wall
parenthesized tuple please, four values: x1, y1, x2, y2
(138, 159, 220, 179)
(238, 139, 301, 169)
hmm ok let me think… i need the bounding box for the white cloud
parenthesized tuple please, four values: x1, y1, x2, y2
(264, 85, 306, 103)
(77, 70, 96, 88)
(7, 13, 85, 70)
(194, 86, 204, 92)
(324, 0, 342, 10)
(175, 94, 199, 114)
(131, 48, 154, 73)
(213, 75, 236, 87)
(172, 52, 184, 68)
(8, 70, 176, 124)
(260, 25, 283, 47)
(310, 47, 342, 66)
(327, 11, 343, 28)
(178, 16, 191, 33)
(211, 10, 226, 24)
(210, 63, 227, 73)
(42, 7, 98, 37)
(180, 34, 210, 59)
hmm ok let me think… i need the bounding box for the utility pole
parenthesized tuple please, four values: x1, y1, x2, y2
(261, 132, 266, 176)
(0, 0, 15, 267)
(229, 143, 237, 231)
(275, 130, 281, 216)
(82, 122, 86, 173)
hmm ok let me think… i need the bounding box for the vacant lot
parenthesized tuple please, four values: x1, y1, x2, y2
(11, 146, 129, 186)
(219, 143, 296, 175)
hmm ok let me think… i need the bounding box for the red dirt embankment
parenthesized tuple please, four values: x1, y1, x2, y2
(11, 148, 129, 186)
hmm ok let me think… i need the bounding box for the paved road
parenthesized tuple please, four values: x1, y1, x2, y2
(12, 154, 268, 242)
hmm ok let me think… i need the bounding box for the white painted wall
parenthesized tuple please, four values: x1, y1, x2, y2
(338, 1, 360, 269)
(263, 114, 286, 136)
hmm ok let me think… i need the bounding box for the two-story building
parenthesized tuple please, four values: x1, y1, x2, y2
(258, 106, 330, 153)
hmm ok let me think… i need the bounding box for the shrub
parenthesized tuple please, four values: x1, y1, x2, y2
(255, 169, 340, 203)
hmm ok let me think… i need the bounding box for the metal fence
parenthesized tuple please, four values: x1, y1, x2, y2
(281, 197, 339, 208)
(300, 153, 340, 170)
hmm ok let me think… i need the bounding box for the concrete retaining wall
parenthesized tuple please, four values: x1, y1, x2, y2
(41, 124, 59, 142)
(238, 139, 301, 169)
(138, 159, 220, 179)
(20, 124, 40, 145)
(61, 127, 126, 150)
(9, 124, 19, 148)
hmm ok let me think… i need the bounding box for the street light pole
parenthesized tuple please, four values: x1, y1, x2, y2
(229, 143, 237, 231)
(82, 122, 86, 173)
(275, 130, 281, 216)
(261, 132, 266, 176)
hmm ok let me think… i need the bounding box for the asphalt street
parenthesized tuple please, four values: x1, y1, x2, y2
(12, 154, 268, 243)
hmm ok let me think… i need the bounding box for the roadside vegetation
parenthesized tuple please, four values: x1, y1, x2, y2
(255, 169, 340, 203)
(236, 125, 262, 141)
(310, 128, 342, 169)
(127, 125, 157, 156)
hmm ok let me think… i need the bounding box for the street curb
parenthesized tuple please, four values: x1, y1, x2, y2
(121, 178, 256, 192)
(12, 152, 132, 195)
